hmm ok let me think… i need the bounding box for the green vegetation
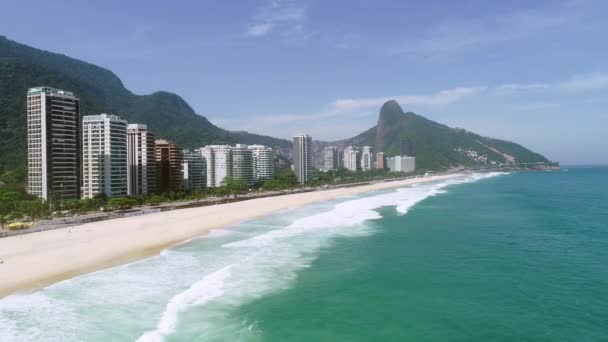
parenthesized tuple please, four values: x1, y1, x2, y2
(108, 197, 139, 210)
(262, 169, 299, 190)
(0, 35, 291, 190)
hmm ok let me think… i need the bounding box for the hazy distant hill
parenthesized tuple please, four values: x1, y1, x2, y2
(314, 100, 549, 171)
(0, 36, 291, 186)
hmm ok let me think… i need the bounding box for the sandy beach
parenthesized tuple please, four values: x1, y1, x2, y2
(0, 173, 463, 298)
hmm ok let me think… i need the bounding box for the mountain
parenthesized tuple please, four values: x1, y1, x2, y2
(0, 35, 291, 186)
(315, 100, 551, 171)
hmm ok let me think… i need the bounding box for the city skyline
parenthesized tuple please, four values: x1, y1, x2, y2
(2, 1, 607, 165)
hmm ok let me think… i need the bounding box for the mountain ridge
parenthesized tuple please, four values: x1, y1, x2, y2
(313, 100, 551, 171)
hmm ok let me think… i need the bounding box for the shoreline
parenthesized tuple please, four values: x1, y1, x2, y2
(0, 173, 466, 299)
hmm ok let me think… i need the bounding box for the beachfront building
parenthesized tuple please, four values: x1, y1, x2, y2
(82, 114, 128, 198)
(231, 144, 254, 186)
(293, 134, 312, 183)
(127, 124, 156, 196)
(376, 152, 387, 170)
(387, 156, 416, 173)
(201, 145, 232, 187)
(182, 150, 206, 192)
(26, 86, 81, 200)
(155, 139, 184, 193)
(248, 145, 275, 181)
(361, 146, 374, 171)
(323, 146, 339, 171)
(343, 146, 360, 172)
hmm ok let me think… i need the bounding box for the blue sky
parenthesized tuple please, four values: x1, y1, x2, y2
(1, 0, 607, 164)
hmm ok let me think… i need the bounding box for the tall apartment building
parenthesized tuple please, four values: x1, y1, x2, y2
(343, 146, 360, 172)
(127, 124, 156, 196)
(200, 145, 232, 187)
(155, 139, 184, 193)
(376, 152, 387, 170)
(26, 86, 81, 200)
(248, 145, 275, 181)
(388, 156, 416, 173)
(323, 146, 339, 171)
(231, 144, 254, 186)
(361, 146, 374, 171)
(82, 114, 128, 198)
(293, 134, 312, 184)
(182, 150, 206, 192)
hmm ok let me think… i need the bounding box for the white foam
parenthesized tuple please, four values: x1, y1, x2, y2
(0, 172, 507, 341)
(136, 266, 232, 342)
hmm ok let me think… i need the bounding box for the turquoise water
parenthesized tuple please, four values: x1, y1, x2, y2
(1, 168, 607, 341)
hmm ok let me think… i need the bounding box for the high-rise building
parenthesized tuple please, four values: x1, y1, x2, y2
(293, 134, 312, 183)
(155, 139, 184, 193)
(387, 156, 416, 173)
(361, 146, 374, 171)
(248, 145, 275, 181)
(127, 124, 156, 196)
(323, 146, 339, 171)
(26, 86, 81, 201)
(343, 146, 360, 171)
(82, 114, 128, 199)
(376, 152, 387, 170)
(231, 144, 254, 186)
(182, 150, 206, 192)
(200, 145, 232, 187)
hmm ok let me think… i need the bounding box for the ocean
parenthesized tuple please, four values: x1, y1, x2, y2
(1, 167, 607, 341)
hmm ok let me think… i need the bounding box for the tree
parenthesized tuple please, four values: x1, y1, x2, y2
(107, 197, 138, 210)
(0, 215, 6, 230)
(221, 177, 248, 196)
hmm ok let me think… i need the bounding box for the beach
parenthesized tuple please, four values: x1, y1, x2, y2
(0, 173, 463, 298)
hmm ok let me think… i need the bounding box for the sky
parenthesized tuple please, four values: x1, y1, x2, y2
(1, 0, 607, 165)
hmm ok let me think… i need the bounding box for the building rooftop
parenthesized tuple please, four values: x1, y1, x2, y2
(27, 86, 75, 97)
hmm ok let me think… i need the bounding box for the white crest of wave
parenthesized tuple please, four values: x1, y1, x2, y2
(136, 266, 232, 342)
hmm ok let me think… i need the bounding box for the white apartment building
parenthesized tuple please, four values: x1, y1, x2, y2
(361, 146, 374, 171)
(293, 134, 312, 183)
(26, 86, 81, 200)
(323, 146, 339, 171)
(387, 156, 416, 173)
(201, 145, 232, 187)
(82, 114, 128, 198)
(248, 145, 275, 181)
(343, 145, 360, 172)
(127, 124, 156, 196)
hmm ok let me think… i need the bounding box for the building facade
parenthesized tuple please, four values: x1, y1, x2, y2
(200, 145, 232, 187)
(387, 156, 416, 173)
(182, 150, 206, 192)
(361, 146, 374, 171)
(155, 139, 184, 193)
(82, 114, 128, 198)
(27, 86, 81, 200)
(376, 152, 387, 170)
(231, 144, 254, 186)
(248, 145, 275, 181)
(293, 134, 312, 183)
(323, 146, 339, 171)
(127, 124, 156, 196)
(343, 145, 360, 172)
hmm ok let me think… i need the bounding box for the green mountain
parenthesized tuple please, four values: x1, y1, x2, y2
(0, 36, 291, 187)
(335, 100, 551, 171)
